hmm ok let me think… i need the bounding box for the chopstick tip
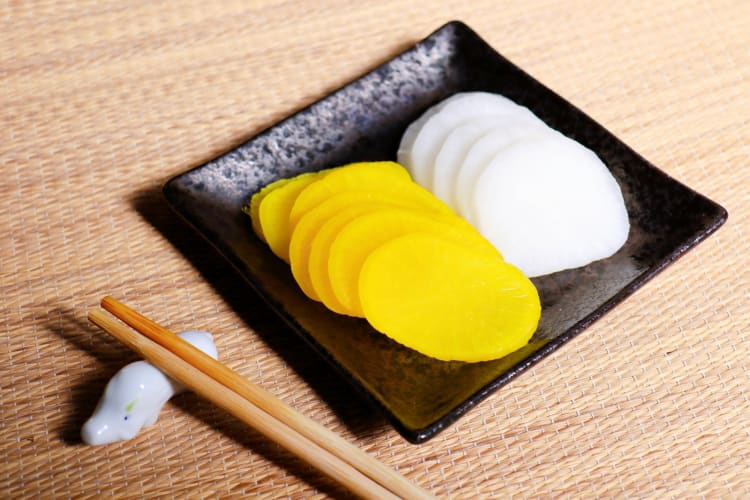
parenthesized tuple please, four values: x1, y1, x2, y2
(101, 295, 116, 308)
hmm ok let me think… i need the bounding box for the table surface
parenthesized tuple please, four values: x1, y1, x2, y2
(2, 1, 748, 497)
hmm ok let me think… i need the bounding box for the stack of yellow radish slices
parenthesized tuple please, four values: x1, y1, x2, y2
(245, 161, 540, 362)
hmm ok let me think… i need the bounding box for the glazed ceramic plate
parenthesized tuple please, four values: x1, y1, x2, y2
(163, 21, 727, 443)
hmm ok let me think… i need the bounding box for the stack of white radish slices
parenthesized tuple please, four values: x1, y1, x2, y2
(398, 92, 630, 277)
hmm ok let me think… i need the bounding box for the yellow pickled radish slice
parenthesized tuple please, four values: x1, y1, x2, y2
(325, 160, 411, 179)
(288, 161, 435, 232)
(289, 197, 386, 301)
(290, 186, 445, 237)
(258, 172, 319, 262)
(244, 177, 294, 243)
(328, 208, 501, 316)
(307, 208, 383, 316)
(289, 187, 462, 304)
(359, 233, 540, 362)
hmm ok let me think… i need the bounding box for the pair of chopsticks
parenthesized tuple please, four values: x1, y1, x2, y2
(88, 297, 432, 499)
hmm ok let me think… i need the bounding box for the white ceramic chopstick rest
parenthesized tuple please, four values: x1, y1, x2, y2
(81, 330, 218, 446)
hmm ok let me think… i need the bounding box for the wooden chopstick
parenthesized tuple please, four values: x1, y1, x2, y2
(87, 309, 398, 499)
(91, 297, 433, 499)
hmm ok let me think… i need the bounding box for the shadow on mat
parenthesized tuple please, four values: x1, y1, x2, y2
(129, 183, 388, 440)
(44, 309, 140, 444)
(45, 308, 352, 499)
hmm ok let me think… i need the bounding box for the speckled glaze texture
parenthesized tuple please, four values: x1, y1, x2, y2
(163, 21, 727, 443)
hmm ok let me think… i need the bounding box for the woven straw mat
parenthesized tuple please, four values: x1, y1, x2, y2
(2, 0, 749, 497)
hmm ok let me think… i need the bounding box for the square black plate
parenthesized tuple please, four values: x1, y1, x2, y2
(163, 21, 727, 443)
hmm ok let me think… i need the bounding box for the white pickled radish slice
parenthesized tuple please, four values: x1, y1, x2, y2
(430, 117, 506, 208)
(397, 92, 543, 188)
(455, 120, 551, 222)
(472, 135, 629, 277)
(397, 93, 467, 179)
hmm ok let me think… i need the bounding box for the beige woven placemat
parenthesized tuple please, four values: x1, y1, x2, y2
(2, 0, 748, 497)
